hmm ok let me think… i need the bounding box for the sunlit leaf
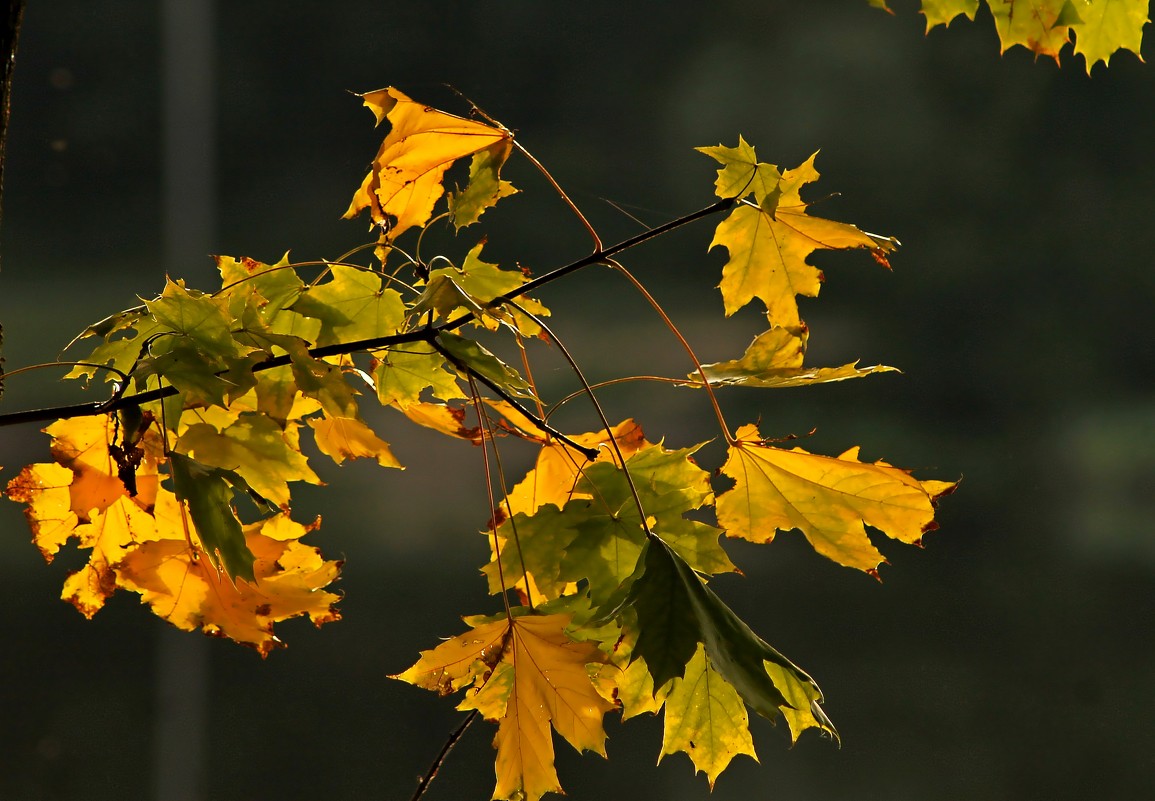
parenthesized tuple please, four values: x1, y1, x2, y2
(628, 538, 835, 741)
(176, 414, 321, 508)
(717, 422, 958, 574)
(449, 141, 519, 229)
(372, 347, 465, 409)
(660, 645, 757, 787)
(308, 414, 402, 468)
(703, 147, 897, 326)
(292, 264, 406, 346)
(344, 86, 513, 242)
(688, 323, 897, 388)
(117, 506, 341, 656)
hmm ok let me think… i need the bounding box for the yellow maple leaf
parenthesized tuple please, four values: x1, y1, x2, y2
(706, 151, 897, 327)
(1071, 0, 1149, 73)
(344, 87, 512, 243)
(717, 423, 957, 574)
(308, 414, 402, 468)
(395, 612, 614, 801)
(988, 0, 1077, 61)
(659, 645, 757, 787)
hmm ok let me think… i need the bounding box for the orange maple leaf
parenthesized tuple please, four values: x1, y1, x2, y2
(344, 87, 512, 243)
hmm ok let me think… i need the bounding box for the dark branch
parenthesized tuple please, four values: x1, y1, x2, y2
(409, 709, 479, 801)
(0, 196, 734, 427)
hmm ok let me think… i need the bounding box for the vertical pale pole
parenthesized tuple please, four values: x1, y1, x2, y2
(156, 2, 215, 800)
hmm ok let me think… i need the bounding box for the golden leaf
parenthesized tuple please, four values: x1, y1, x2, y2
(344, 87, 512, 242)
(717, 423, 956, 573)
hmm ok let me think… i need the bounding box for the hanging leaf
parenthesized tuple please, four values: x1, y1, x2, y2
(717, 423, 958, 574)
(687, 323, 897, 388)
(344, 86, 513, 242)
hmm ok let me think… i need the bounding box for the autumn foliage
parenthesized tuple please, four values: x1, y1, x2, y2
(873, 0, 1148, 73)
(0, 82, 963, 799)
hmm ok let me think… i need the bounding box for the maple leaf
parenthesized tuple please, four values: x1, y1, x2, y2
(628, 538, 835, 742)
(485, 438, 732, 611)
(418, 242, 550, 334)
(400, 400, 483, 443)
(291, 264, 406, 346)
(899, 0, 1149, 73)
(660, 645, 757, 787)
(175, 412, 321, 508)
(449, 142, 519, 229)
(920, 0, 980, 28)
(308, 414, 402, 468)
(217, 253, 304, 318)
(987, 0, 1081, 61)
(701, 146, 897, 326)
(397, 611, 613, 801)
(344, 87, 513, 242)
(371, 347, 465, 409)
(117, 505, 341, 656)
(687, 322, 897, 389)
(1071, 0, 1149, 71)
(717, 422, 958, 574)
(436, 331, 536, 400)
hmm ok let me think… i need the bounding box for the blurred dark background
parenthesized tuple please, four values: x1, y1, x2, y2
(2, 1, 1154, 799)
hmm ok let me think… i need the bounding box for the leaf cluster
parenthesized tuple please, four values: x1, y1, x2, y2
(4, 87, 955, 798)
(871, 0, 1148, 73)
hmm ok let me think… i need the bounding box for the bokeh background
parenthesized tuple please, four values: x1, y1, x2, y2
(2, 2, 1154, 799)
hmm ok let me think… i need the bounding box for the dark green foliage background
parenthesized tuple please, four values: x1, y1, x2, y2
(1, 1, 1153, 799)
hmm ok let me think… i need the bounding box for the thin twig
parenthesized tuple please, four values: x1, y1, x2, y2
(428, 336, 598, 461)
(0, 197, 734, 428)
(408, 709, 479, 801)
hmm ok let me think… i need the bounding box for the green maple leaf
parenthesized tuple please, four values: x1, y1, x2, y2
(292, 264, 406, 345)
(436, 331, 536, 399)
(449, 142, 519, 229)
(217, 253, 304, 319)
(919, 0, 980, 28)
(146, 279, 242, 359)
(176, 413, 321, 508)
(628, 538, 835, 742)
(421, 242, 549, 334)
(372, 348, 465, 409)
(1072, 0, 1149, 72)
(168, 452, 256, 581)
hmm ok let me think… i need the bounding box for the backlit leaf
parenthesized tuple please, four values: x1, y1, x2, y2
(168, 451, 255, 581)
(372, 347, 465, 409)
(629, 538, 835, 741)
(703, 148, 897, 326)
(176, 413, 321, 508)
(717, 422, 958, 574)
(449, 141, 519, 229)
(308, 414, 402, 468)
(291, 264, 406, 346)
(689, 323, 897, 388)
(437, 331, 536, 399)
(344, 87, 513, 242)
(660, 645, 757, 787)
(395, 612, 613, 801)
(117, 507, 341, 656)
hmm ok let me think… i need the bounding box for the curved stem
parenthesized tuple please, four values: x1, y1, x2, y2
(408, 709, 479, 801)
(511, 139, 602, 252)
(467, 377, 517, 620)
(603, 257, 733, 444)
(504, 299, 654, 540)
(0, 198, 734, 428)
